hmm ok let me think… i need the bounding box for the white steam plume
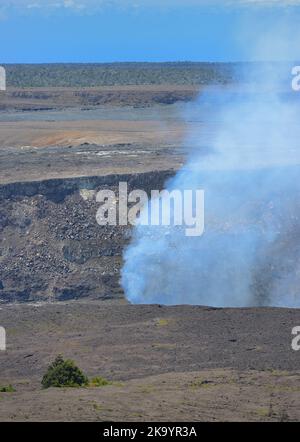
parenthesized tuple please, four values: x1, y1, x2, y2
(121, 20, 300, 308)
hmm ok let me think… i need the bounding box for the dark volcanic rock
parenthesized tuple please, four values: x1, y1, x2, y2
(0, 170, 173, 303)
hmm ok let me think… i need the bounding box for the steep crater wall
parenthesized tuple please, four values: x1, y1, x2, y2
(0, 170, 174, 303)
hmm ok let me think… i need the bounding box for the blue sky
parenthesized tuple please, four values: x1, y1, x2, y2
(1, 1, 300, 63)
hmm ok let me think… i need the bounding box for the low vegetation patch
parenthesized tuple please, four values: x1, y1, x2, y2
(0, 384, 15, 393)
(189, 379, 216, 389)
(89, 377, 111, 387)
(156, 318, 171, 327)
(4, 62, 238, 88)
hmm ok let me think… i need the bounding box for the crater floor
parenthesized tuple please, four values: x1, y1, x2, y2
(0, 301, 299, 421)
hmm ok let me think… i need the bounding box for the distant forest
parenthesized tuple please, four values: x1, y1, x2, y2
(4, 62, 247, 88)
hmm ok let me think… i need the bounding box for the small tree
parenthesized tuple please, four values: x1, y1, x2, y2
(42, 355, 88, 389)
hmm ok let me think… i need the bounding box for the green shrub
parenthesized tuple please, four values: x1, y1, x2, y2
(89, 376, 111, 387)
(0, 384, 15, 393)
(41, 355, 88, 389)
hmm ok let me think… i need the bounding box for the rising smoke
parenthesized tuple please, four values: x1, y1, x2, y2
(121, 19, 300, 308)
